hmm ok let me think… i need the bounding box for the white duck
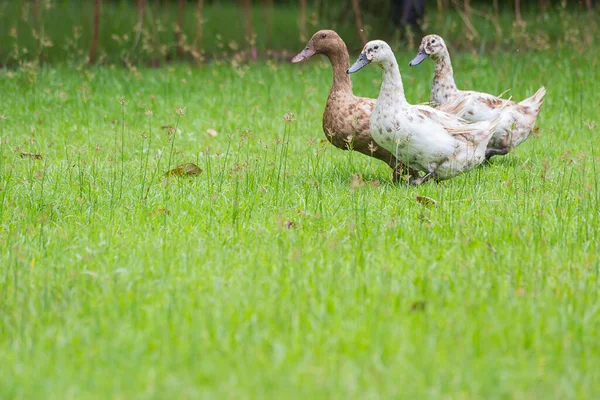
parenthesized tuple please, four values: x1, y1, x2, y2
(409, 34, 546, 158)
(347, 40, 498, 185)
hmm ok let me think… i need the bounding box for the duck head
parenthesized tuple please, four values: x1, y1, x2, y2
(292, 30, 346, 63)
(346, 40, 393, 74)
(409, 34, 446, 66)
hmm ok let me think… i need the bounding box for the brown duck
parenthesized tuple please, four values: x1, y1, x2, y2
(292, 30, 412, 182)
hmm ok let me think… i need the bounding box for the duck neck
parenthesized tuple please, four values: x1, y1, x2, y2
(379, 56, 407, 106)
(431, 48, 458, 105)
(326, 49, 353, 94)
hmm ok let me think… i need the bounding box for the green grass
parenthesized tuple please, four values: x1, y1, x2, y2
(1, 44, 600, 398)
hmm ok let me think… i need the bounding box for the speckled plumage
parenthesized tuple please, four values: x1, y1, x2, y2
(293, 30, 413, 182)
(412, 34, 546, 158)
(349, 40, 498, 184)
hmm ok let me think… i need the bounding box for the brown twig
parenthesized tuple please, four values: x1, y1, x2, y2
(450, 0, 478, 38)
(132, 0, 145, 51)
(88, 0, 102, 64)
(32, 0, 40, 59)
(436, 0, 445, 28)
(351, 0, 367, 45)
(514, 0, 523, 24)
(464, 0, 471, 23)
(241, 0, 256, 59)
(585, 0, 594, 25)
(176, 0, 185, 58)
(298, 0, 307, 42)
(194, 0, 205, 56)
(466, 1, 501, 47)
(261, 0, 273, 47)
(313, 0, 322, 22)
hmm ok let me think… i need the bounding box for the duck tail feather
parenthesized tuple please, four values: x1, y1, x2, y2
(519, 86, 546, 115)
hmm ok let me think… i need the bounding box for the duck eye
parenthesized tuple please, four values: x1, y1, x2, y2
(321, 33, 327, 38)
(374, 45, 379, 50)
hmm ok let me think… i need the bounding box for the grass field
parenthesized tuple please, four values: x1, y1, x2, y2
(1, 43, 600, 397)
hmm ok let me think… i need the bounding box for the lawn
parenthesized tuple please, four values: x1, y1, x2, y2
(1, 44, 599, 398)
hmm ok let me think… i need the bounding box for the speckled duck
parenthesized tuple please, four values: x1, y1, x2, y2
(293, 30, 415, 182)
(410, 34, 546, 158)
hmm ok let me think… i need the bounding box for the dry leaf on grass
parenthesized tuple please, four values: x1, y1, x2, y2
(350, 174, 379, 188)
(152, 208, 171, 215)
(20, 152, 42, 160)
(410, 301, 427, 313)
(161, 125, 177, 134)
(350, 174, 365, 188)
(284, 220, 296, 230)
(164, 162, 202, 177)
(416, 196, 437, 207)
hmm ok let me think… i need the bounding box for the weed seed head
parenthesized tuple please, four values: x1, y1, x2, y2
(283, 111, 296, 123)
(368, 141, 378, 154)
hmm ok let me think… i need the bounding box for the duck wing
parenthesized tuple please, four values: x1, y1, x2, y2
(437, 91, 512, 120)
(412, 105, 499, 145)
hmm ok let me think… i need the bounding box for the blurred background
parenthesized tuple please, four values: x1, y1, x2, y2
(0, 0, 597, 67)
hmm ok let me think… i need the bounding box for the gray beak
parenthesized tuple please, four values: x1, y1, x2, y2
(409, 49, 429, 66)
(347, 53, 370, 74)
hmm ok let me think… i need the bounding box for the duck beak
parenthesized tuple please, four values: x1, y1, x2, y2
(347, 53, 370, 74)
(292, 44, 316, 63)
(409, 49, 428, 66)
